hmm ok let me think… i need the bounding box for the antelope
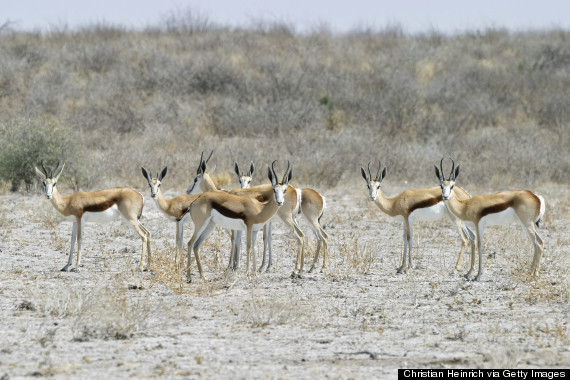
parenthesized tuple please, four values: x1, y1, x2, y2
(187, 153, 305, 276)
(185, 161, 291, 281)
(435, 158, 545, 281)
(141, 166, 197, 264)
(361, 161, 475, 274)
(234, 161, 329, 273)
(34, 161, 152, 272)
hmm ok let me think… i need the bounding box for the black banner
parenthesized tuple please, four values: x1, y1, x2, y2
(398, 369, 569, 380)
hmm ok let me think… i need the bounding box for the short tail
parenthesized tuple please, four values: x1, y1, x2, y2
(318, 196, 326, 223)
(137, 191, 145, 220)
(535, 194, 545, 228)
(295, 188, 302, 215)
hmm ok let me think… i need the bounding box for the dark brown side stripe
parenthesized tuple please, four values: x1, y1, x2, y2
(212, 201, 246, 220)
(479, 200, 513, 218)
(84, 199, 117, 213)
(409, 196, 441, 213)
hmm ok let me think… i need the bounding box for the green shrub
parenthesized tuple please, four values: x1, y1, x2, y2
(0, 118, 85, 191)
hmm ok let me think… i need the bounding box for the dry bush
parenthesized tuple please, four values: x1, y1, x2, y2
(26, 276, 153, 340)
(0, 25, 567, 191)
(326, 232, 375, 278)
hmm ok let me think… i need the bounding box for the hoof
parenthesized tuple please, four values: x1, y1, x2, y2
(60, 267, 70, 272)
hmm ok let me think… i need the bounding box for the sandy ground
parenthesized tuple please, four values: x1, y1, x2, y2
(1, 184, 569, 379)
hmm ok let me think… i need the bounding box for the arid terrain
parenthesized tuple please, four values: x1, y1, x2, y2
(1, 182, 568, 379)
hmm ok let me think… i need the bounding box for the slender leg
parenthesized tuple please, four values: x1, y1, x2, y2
(407, 221, 414, 272)
(397, 221, 409, 274)
(266, 223, 273, 271)
(72, 219, 83, 272)
(175, 220, 184, 267)
(474, 224, 485, 281)
(285, 217, 304, 276)
(259, 224, 268, 272)
(319, 228, 329, 272)
(252, 230, 259, 275)
(228, 230, 235, 271)
(235, 231, 242, 270)
(246, 228, 254, 280)
(522, 222, 544, 278)
(308, 224, 322, 273)
(193, 221, 216, 281)
(186, 218, 213, 282)
(129, 219, 151, 271)
(452, 222, 466, 274)
(62, 220, 78, 272)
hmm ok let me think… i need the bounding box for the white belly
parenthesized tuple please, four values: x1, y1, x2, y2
(211, 210, 247, 231)
(480, 207, 518, 227)
(68, 205, 123, 223)
(409, 202, 446, 223)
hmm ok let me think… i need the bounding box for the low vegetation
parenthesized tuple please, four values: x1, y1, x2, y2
(0, 19, 568, 192)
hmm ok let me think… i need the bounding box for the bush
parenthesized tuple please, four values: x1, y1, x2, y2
(0, 118, 85, 191)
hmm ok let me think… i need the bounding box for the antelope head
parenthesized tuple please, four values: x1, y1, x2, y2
(186, 150, 213, 195)
(142, 166, 168, 198)
(234, 161, 255, 189)
(435, 158, 460, 201)
(35, 161, 65, 200)
(268, 160, 292, 206)
(360, 161, 386, 201)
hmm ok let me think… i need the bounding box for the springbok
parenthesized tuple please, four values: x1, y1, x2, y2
(185, 161, 291, 281)
(141, 166, 197, 264)
(187, 153, 305, 276)
(234, 161, 329, 273)
(435, 158, 545, 281)
(35, 161, 152, 272)
(361, 161, 475, 274)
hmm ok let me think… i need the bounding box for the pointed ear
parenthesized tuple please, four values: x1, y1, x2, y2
(249, 161, 255, 176)
(360, 167, 368, 182)
(159, 166, 168, 181)
(55, 163, 65, 181)
(234, 162, 240, 176)
(199, 160, 206, 175)
(434, 165, 442, 181)
(141, 167, 150, 181)
(381, 166, 387, 182)
(453, 165, 460, 181)
(35, 166, 47, 181)
(267, 167, 276, 186)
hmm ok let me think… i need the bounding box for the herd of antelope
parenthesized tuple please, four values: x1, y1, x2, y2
(34, 155, 545, 283)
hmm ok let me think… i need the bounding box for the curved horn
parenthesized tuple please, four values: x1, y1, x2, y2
(282, 160, 290, 184)
(439, 158, 445, 181)
(41, 160, 49, 177)
(375, 161, 382, 181)
(205, 150, 213, 164)
(271, 160, 278, 183)
(367, 162, 372, 182)
(51, 161, 60, 178)
(449, 158, 456, 181)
